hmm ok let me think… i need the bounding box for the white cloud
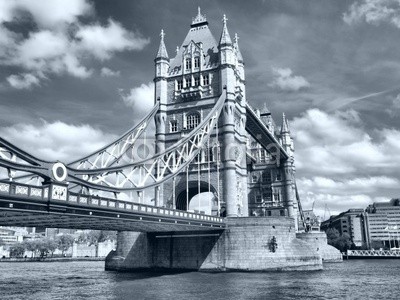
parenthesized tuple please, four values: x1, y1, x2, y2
(17, 30, 68, 68)
(269, 67, 310, 92)
(76, 19, 149, 60)
(101, 67, 120, 77)
(0, 0, 93, 27)
(7, 73, 40, 89)
(119, 82, 155, 135)
(344, 0, 400, 28)
(0, 121, 117, 163)
(291, 108, 400, 216)
(386, 93, 400, 116)
(63, 54, 92, 78)
(120, 82, 154, 114)
(0, 0, 149, 89)
(305, 193, 374, 219)
(291, 108, 400, 176)
(298, 176, 399, 195)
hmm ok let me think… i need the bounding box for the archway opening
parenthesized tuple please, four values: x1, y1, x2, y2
(175, 181, 218, 215)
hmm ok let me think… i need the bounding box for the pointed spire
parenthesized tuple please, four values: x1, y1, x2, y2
(156, 29, 169, 59)
(234, 33, 244, 62)
(219, 14, 232, 46)
(261, 103, 270, 115)
(192, 6, 208, 27)
(281, 113, 290, 134)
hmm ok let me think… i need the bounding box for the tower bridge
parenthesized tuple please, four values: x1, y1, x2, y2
(0, 8, 341, 271)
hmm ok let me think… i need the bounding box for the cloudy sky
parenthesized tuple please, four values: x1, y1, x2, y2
(0, 0, 399, 218)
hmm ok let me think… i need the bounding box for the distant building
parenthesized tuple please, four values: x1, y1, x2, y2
(0, 227, 24, 246)
(302, 209, 320, 231)
(321, 209, 364, 247)
(45, 228, 77, 240)
(362, 199, 400, 249)
(321, 199, 400, 249)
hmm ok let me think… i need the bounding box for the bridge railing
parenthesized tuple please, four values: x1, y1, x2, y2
(0, 181, 50, 200)
(66, 190, 224, 223)
(0, 181, 224, 224)
(346, 249, 400, 257)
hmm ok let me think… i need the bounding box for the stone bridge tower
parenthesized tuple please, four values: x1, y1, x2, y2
(105, 8, 342, 273)
(154, 8, 248, 217)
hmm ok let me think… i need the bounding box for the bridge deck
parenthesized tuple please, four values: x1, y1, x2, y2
(0, 182, 225, 232)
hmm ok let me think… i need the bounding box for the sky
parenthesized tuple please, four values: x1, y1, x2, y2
(0, 0, 400, 219)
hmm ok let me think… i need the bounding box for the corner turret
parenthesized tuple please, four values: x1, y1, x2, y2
(280, 113, 294, 157)
(234, 33, 245, 81)
(155, 29, 170, 80)
(219, 15, 234, 66)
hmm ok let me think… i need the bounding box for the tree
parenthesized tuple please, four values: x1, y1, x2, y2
(370, 240, 384, 250)
(23, 239, 38, 257)
(37, 238, 57, 258)
(335, 233, 352, 252)
(326, 228, 340, 245)
(9, 243, 25, 258)
(56, 234, 75, 256)
(23, 238, 58, 259)
(326, 228, 352, 252)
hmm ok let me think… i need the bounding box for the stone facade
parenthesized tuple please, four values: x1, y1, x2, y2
(106, 217, 322, 272)
(296, 232, 343, 262)
(105, 9, 342, 273)
(154, 8, 297, 219)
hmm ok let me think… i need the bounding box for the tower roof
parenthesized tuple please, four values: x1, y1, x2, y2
(281, 113, 290, 134)
(219, 14, 232, 46)
(156, 29, 169, 60)
(169, 9, 219, 74)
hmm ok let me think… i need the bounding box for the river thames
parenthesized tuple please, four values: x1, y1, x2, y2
(1, 259, 399, 299)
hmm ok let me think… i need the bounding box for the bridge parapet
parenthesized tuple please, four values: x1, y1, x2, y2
(0, 181, 50, 200)
(0, 181, 225, 230)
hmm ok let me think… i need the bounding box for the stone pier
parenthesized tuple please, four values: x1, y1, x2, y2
(106, 217, 323, 272)
(296, 231, 343, 262)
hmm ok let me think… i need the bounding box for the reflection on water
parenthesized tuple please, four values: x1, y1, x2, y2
(1, 260, 399, 299)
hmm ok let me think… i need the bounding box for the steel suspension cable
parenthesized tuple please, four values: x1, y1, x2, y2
(216, 121, 220, 216)
(198, 152, 201, 213)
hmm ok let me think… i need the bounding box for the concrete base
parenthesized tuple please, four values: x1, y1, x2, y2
(296, 232, 343, 262)
(105, 217, 323, 272)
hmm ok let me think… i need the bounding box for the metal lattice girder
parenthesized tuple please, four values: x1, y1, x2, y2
(68, 102, 160, 170)
(0, 103, 160, 184)
(0, 137, 53, 181)
(67, 93, 226, 192)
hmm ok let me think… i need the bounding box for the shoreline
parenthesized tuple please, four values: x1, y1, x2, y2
(0, 257, 105, 263)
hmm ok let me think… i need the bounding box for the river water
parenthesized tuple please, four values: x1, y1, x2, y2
(0, 260, 399, 299)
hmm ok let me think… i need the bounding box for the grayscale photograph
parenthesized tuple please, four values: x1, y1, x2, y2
(0, 0, 399, 299)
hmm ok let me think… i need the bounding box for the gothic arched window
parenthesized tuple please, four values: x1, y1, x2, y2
(194, 56, 200, 68)
(202, 74, 209, 86)
(187, 113, 200, 130)
(185, 58, 192, 70)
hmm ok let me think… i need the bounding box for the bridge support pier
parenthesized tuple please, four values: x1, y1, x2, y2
(296, 231, 343, 262)
(105, 217, 323, 272)
(105, 231, 152, 271)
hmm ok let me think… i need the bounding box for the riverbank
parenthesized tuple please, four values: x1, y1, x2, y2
(0, 257, 105, 263)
